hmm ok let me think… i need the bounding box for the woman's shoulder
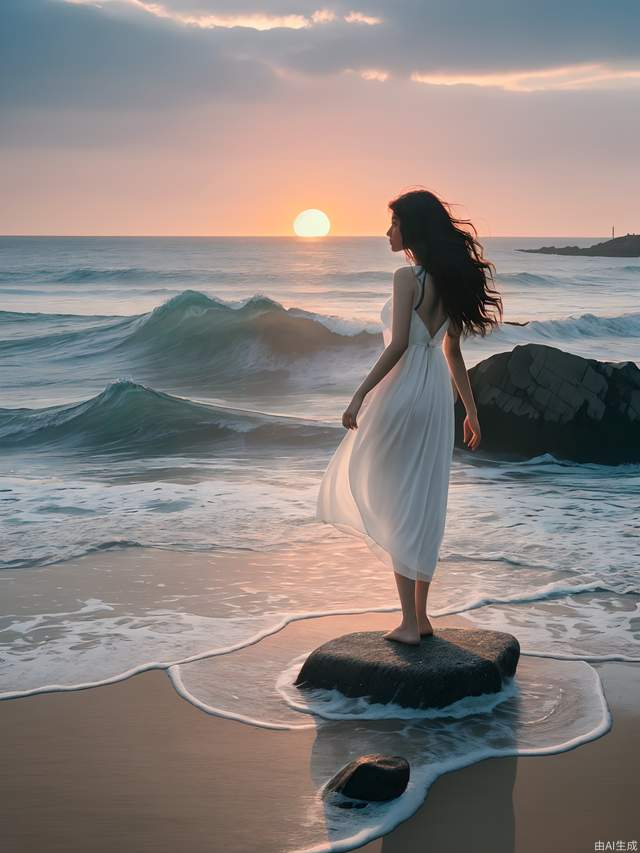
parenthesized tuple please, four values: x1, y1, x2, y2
(393, 265, 419, 282)
(390, 267, 420, 307)
(393, 265, 421, 292)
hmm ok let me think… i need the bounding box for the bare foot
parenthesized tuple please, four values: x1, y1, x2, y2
(383, 625, 421, 645)
(417, 616, 434, 637)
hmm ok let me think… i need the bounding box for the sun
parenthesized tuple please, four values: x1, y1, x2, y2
(293, 209, 331, 237)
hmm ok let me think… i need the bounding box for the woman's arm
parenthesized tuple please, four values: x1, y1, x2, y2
(443, 323, 481, 449)
(354, 269, 415, 400)
(342, 270, 414, 429)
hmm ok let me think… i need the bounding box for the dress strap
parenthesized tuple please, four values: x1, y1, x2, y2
(414, 267, 427, 310)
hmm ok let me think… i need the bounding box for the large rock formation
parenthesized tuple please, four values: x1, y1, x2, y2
(457, 343, 640, 463)
(294, 628, 519, 710)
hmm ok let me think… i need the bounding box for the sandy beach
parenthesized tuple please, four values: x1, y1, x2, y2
(3, 1, 639, 849)
(1, 604, 637, 853)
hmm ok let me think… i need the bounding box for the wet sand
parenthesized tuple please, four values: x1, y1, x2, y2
(1, 609, 638, 853)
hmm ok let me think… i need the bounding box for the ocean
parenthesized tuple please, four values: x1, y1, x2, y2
(1, 235, 638, 850)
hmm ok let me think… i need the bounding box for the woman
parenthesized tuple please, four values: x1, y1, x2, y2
(316, 187, 503, 646)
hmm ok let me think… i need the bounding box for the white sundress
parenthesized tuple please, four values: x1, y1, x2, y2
(315, 265, 455, 582)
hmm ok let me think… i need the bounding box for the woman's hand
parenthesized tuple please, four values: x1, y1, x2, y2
(463, 411, 481, 450)
(342, 393, 364, 430)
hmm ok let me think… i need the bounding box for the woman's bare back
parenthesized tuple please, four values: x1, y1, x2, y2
(412, 267, 448, 339)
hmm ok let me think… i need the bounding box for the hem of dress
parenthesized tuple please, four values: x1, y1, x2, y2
(316, 516, 438, 582)
(391, 557, 437, 583)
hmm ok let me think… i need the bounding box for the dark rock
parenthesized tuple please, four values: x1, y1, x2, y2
(457, 343, 640, 463)
(323, 754, 410, 803)
(332, 799, 367, 810)
(294, 628, 519, 710)
(517, 233, 640, 257)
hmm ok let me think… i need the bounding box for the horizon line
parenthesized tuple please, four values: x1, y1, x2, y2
(0, 233, 613, 239)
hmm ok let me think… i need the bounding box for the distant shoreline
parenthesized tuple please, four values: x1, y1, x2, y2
(518, 234, 640, 257)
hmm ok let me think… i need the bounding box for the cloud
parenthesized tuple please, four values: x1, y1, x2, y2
(60, 1, 381, 30)
(0, 0, 278, 112)
(266, 0, 640, 79)
(118, 1, 314, 30)
(412, 63, 640, 93)
(1, 0, 639, 121)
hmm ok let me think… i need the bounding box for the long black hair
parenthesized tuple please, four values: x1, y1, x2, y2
(388, 187, 502, 337)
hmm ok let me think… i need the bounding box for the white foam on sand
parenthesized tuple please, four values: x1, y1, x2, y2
(168, 615, 612, 853)
(2, 542, 639, 702)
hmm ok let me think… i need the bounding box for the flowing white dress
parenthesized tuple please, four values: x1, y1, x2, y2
(315, 265, 455, 581)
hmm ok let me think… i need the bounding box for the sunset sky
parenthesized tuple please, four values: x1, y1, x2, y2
(1, 0, 639, 237)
